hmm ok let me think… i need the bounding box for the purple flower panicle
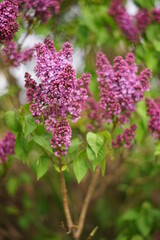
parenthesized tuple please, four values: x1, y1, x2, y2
(109, 0, 139, 42)
(96, 52, 151, 125)
(152, 8, 160, 24)
(136, 9, 150, 33)
(3, 41, 33, 67)
(109, 0, 150, 42)
(25, 38, 91, 156)
(146, 98, 160, 139)
(112, 124, 137, 149)
(0, 0, 19, 44)
(0, 131, 16, 164)
(50, 118, 71, 156)
(18, 0, 63, 23)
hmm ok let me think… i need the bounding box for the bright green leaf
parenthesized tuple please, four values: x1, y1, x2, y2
(5, 111, 21, 132)
(73, 151, 88, 183)
(24, 114, 37, 138)
(36, 156, 50, 180)
(15, 133, 28, 161)
(68, 138, 82, 154)
(87, 132, 104, 157)
(154, 142, 160, 156)
(33, 134, 53, 153)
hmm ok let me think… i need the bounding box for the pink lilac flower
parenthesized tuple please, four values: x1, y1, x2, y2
(146, 98, 160, 139)
(0, 131, 16, 164)
(2, 41, 33, 67)
(136, 9, 150, 33)
(152, 8, 160, 24)
(18, 0, 63, 23)
(50, 118, 72, 156)
(96, 52, 152, 125)
(25, 38, 91, 156)
(112, 124, 137, 148)
(109, 0, 139, 42)
(109, 0, 150, 42)
(0, 0, 19, 44)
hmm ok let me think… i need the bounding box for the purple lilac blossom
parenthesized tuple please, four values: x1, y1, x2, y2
(109, 0, 150, 42)
(152, 8, 160, 24)
(25, 38, 91, 156)
(18, 0, 63, 23)
(135, 9, 150, 33)
(0, 0, 19, 44)
(96, 52, 152, 125)
(2, 41, 33, 67)
(112, 124, 137, 149)
(0, 131, 16, 164)
(146, 98, 160, 139)
(109, 0, 139, 42)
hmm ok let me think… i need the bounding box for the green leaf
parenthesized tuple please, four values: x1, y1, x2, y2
(134, 0, 154, 9)
(146, 24, 159, 43)
(136, 203, 154, 236)
(131, 235, 144, 240)
(154, 142, 160, 156)
(68, 138, 82, 154)
(101, 131, 112, 149)
(6, 177, 19, 196)
(24, 114, 37, 138)
(87, 143, 107, 170)
(36, 156, 50, 180)
(33, 134, 53, 153)
(86, 132, 104, 157)
(15, 133, 28, 161)
(73, 151, 88, 183)
(121, 209, 138, 221)
(5, 111, 21, 132)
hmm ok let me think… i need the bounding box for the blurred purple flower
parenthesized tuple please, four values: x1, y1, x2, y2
(3, 41, 33, 67)
(146, 98, 160, 139)
(0, 131, 16, 164)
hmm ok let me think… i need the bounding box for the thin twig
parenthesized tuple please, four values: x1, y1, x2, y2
(74, 167, 100, 240)
(59, 159, 74, 234)
(86, 226, 98, 240)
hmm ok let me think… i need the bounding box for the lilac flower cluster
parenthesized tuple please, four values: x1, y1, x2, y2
(2, 41, 33, 67)
(109, 0, 150, 42)
(146, 98, 160, 139)
(0, 131, 16, 164)
(18, 0, 63, 23)
(25, 38, 91, 156)
(112, 124, 137, 149)
(0, 0, 19, 44)
(96, 52, 152, 125)
(152, 8, 160, 24)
